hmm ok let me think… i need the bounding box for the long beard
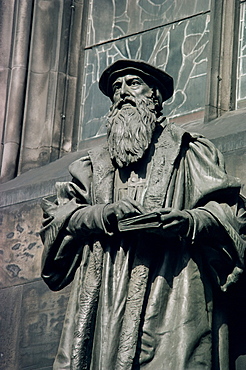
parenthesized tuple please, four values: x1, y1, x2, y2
(107, 96, 158, 167)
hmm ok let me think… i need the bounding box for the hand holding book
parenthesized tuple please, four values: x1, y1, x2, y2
(118, 208, 193, 239)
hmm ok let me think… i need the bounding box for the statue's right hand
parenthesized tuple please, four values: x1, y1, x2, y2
(103, 198, 145, 232)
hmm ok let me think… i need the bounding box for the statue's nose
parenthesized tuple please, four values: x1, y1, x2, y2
(120, 80, 130, 98)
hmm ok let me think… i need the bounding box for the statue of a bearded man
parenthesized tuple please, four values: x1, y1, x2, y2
(40, 59, 246, 369)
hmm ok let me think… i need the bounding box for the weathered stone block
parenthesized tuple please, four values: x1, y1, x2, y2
(0, 285, 23, 370)
(0, 200, 43, 288)
(19, 280, 70, 369)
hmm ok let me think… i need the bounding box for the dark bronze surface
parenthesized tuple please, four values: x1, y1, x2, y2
(41, 60, 246, 369)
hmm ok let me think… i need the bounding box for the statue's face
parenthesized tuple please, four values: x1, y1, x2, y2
(107, 74, 157, 168)
(112, 74, 153, 104)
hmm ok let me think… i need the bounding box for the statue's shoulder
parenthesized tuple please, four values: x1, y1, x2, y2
(166, 122, 204, 140)
(68, 153, 92, 178)
(157, 122, 193, 147)
(160, 123, 223, 161)
(88, 143, 110, 161)
(68, 144, 110, 172)
(68, 144, 113, 184)
(165, 122, 216, 147)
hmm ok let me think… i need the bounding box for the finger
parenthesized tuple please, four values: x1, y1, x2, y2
(160, 213, 176, 223)
(162, 219, 181, 230)
(160, 210, 185, 223)
(119, 203, 141, 216)
(134, 203, 146, 214)
(114, 204, 137, 220)
(159, 207, 173, 214)
(121, 198, 145, 214)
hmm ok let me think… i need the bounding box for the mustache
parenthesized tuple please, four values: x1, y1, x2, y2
(111, 96, 137, 110)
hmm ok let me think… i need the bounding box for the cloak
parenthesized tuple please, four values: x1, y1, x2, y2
(40, 123, 246, 369)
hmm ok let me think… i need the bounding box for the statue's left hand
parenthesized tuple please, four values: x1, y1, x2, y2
(158, 208, 193, 239)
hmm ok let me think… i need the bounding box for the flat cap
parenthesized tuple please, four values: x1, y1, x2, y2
(99, 59, 174, 102)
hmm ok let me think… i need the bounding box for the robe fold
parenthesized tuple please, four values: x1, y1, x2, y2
(40, 123, 246, 369)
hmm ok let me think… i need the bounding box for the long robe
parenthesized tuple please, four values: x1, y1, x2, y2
(40, 122, 246, 369)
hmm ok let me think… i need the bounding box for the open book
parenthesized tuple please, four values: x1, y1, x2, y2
(118, 211, 163, 232)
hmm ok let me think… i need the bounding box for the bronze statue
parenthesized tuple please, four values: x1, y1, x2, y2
(41, 59, 246, 369)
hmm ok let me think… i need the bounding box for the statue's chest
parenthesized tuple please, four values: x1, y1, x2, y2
(113, 169, 147, 204)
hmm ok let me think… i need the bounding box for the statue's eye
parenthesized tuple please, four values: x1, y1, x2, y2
(130, 79, 141, 86)
(113, 82, 121, 92)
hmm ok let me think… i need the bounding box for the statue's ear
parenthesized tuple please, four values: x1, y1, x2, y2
(153, 87, 163, 112)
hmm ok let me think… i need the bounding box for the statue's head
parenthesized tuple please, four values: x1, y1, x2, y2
(99, 59, 173, 109)
(99, 60, 174, 168)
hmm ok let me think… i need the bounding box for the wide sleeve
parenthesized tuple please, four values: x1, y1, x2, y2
(40, 155, 107, 291)
(182, 135, 246, 290)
